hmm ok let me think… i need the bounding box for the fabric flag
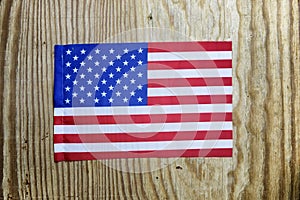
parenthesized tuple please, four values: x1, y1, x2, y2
(54, 41, 232, 161)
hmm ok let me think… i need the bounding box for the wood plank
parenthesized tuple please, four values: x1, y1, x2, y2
(0, 0, 299, 199)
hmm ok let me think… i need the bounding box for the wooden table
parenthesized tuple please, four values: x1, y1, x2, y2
(1, 0, 299, 199)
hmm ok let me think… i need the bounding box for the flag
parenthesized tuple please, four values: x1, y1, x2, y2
(53, 41, 232, 161)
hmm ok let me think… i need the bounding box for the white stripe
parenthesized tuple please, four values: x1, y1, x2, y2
(54, 104, 232, 116)
(148, 51, 232, 61)
(54, 139, 232, 152)
(54, 122, 232, 134)
(148, 69, 232, 79)
(148, 86, 232, 96)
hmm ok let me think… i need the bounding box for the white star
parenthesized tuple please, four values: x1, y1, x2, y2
(101, 79, 107, 85)
(116, 54, 121, 60)
(102, 67, 107, 72)
(131, 54, 136, 59)
(116, 91, 121, 97)
(72, 92, 78, 97)
(73, 67, 78, 73)
(66, 62, 71, 67)
(87, 92, 92, 97)
(137, 97, 143, 102)
(108, 97, 114, 103)
(123, 60, 128, 66)
(80, 61, 85, 67)
(94, 85, 99, 91)
(87, 55, 93, 60)
(109, 48, 115, 54)
(94, 61, 100, 66)
(137, 84, 143, 90)
(87, 79, 92, 85)
(123, 48, 129, 54)
(95, 49, 100, 54)
(87, 67, 93, 72)
(138, 48, 143, 53)
(94, 98, 99, 103)
(137, 72, 143, 77)
(123, 72, 128, 78)
(123, 97, 128, 103)
(73, 55, 79, 60)
(65, 99, 70, 104)
(116, 66, 121, 72)
(73, 80, 78, 85)
(130, 91, 135, 96)
(130, 67, 136, 72)
(101, 91, 107, 97)
(80, 49, 86, 54)
(116, 79, 121, 84)
(102, 55, 107, 60)
(66, 49, 72, 55)
(94, 73, 100, 78)
(80, 73, 85, 79)
(108, 85, 114, 90)
(79, 98, 85, 103)
(137, 60, 143, 65)
(123, 85, 128, 90)
(80, 86, 85, 91)
(109, 61, 114, 66)
(130, 79, 136, 84)
(65, 74, 71, 79)
(109, 73, 114, 78)
(65, 86, 71, 91)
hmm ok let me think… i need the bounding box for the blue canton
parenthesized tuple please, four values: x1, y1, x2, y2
(55, 43, 148, 107)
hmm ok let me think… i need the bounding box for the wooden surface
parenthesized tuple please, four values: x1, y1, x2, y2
(1, 0, 299, 199)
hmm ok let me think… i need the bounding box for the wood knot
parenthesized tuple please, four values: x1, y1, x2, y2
(147, 12, 153, 21)
(176, 166, 183, 170)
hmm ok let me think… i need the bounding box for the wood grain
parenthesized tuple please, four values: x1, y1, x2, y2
(0, 0, 299, 199)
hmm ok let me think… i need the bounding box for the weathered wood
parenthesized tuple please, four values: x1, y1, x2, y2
(0, 0, 299, 199)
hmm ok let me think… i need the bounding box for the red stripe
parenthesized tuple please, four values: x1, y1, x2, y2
(148, 78, 232, 87)
(148, 42, 232, 52)
(148, 60, 232, 70)
(54, 148, 232, 161)
(54, 112, 232, 125)
(148, 95, 232, 105)
(54, 130, 232, 143)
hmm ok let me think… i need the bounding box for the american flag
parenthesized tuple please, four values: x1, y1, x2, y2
(54, 41, 232, 161)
